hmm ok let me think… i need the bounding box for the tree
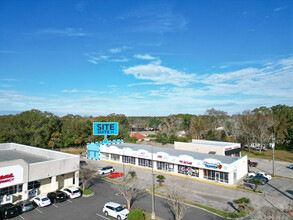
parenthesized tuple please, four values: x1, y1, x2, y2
(165, 184, 188, 220)
(156, 175, 165, 186)
(253, 179, 261, 192)
(112, 179, 144, 209)
(79, 167, 93, 190)
(48, 131, 61, 149)
(127, 209, 145, 220)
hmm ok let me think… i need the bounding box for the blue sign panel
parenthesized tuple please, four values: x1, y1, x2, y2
(93, 122, 119, 135)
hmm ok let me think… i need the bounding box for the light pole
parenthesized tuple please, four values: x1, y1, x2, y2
(151, 145, 156, 219)
(271, 134, 275, 175)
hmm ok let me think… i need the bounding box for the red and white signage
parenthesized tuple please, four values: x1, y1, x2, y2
(0, 165, 23, 189)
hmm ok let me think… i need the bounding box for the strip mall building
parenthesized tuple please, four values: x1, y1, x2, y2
(0, 143, 79, 205)
(87, 140, 247, 185)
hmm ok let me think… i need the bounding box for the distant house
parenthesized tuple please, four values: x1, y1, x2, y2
(129, 132, 147, 141)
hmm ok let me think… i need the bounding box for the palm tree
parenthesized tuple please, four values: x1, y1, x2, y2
(156, 175, 165, 186)
(253, 179, 261, 192)
(129, 171, 136, 179)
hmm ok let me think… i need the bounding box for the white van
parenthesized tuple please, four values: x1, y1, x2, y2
(98, 166, 114, 175)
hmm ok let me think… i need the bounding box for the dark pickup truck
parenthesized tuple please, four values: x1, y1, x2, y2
(248, 160, 258, 167)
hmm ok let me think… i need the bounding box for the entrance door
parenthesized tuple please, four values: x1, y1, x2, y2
(215, 172, 220, 182)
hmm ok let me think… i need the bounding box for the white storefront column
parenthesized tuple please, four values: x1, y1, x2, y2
(199, 169, 204, 179)
(22, 182, 28, 200)
(174, 164, 178, 174)
(135, 157, 139, 166)
(74, 171, 79, 187)
(51, 176, 57, 192)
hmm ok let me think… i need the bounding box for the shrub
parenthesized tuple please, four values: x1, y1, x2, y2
(127, 209, 145, 220)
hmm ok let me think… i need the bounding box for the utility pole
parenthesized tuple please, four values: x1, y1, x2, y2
(151, 145, 156, 219)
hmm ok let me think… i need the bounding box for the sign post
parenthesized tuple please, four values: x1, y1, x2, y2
(93, 122, 119, 144)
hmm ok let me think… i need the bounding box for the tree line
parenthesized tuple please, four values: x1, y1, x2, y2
(0, 105, 292, 150)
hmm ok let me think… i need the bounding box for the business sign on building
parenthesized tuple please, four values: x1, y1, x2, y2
(203, 159, 222, 169)
(0, 165, 23, 189)
(93, 122, 119, 144)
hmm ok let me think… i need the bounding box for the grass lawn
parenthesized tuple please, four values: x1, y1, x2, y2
(241, 148, 293, 162)
(60, 148, 86, 154)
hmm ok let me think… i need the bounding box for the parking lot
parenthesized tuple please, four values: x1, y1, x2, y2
(10, 177, 224, 220)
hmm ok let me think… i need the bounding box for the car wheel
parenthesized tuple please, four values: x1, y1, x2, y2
(117, 215, 121, 220)
(102, 172, 104, 175)
(104, 211, 108, 217)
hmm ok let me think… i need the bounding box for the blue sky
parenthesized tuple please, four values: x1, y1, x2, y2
(0, 0, 292, 116)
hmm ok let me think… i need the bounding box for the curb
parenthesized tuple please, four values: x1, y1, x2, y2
(82, 191, 95, 198)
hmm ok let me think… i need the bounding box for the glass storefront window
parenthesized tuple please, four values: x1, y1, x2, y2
(178, 165, 199, 177)
(138, 158, 152, 168)
(0, 184, 23, 196)
(111, 154, 120, 161)
(100, 152, 109, 159)
(122, 156, 136, 165)
(203, 170, 228, 183)
(157, 162, 174, 172)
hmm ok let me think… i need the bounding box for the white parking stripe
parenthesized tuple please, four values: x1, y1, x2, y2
(96, 213, 109, 219)
(53, 204, 59, 208)
(18, 215, 25, 220)
(67, 200, 73, 203)
(35, 208, 43, 213)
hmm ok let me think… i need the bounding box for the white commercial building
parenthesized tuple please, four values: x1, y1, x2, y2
(0, 143, 80, 205)
(175, 139, 242, 157)
(95, 142, 247, 185)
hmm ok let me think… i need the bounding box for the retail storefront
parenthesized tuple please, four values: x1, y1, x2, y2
(87, 141, 248, 185)
(0, 143, 80, 205)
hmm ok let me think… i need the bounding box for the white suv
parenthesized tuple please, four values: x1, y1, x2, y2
(98, 166, 114, 175)
(62, 186, 81, 199)
(103, 202, 129, 220)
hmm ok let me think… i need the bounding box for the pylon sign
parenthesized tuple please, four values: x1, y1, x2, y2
(93, 122, 119, 144)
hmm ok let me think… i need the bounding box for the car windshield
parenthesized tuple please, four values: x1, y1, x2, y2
(73, 190, 80, 193)
(115, 206, 125, 212)
(42, 197, 49, 201)
(25, 203, 33, 207)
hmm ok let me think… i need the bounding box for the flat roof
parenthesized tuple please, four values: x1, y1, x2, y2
(191, 139, 239, 148)
(0, 149, 51, 164)
(106, 143, 239, 164)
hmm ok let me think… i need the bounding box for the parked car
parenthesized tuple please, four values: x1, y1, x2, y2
(248, 160, 258, 167)
(289, 164, 293, 169)
(62, 186, 81, 199)
(256, 172, 272, 181)
(80, 160, 87, 166)
(98, 166, 114, 175)
(33, 196, 51, 208)
(254, 146, 267, 151)
(251, 176, 268, 185)
(108, 172, 123, 179)
(15, 200, 34, 213)
(248, 172, 256, 178)
(103, 202, 129, 220)
(47, 191, 68, 203)
(0, 203, 19, 219)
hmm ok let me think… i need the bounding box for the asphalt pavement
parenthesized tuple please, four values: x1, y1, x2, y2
(13, 178, 224, 220)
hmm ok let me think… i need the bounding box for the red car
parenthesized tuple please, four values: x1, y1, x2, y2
(108, 172, 123, 178)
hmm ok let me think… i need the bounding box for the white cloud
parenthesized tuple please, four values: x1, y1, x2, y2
(274, 6, 287, 12)
(134, 54, 156, 60)
(108, 46, 129, 54)
(123, 61, 196, 86)
(34, 28, 86, 37)
(0, 90, 45, 101)
(61, 89, 98, 93)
